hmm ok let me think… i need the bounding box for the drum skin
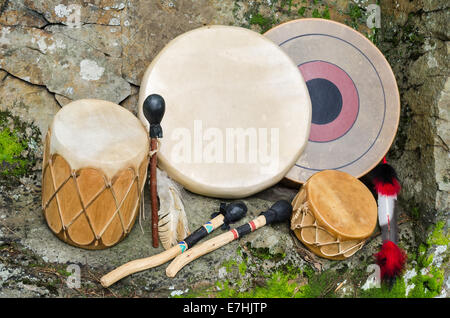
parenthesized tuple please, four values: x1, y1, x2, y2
(138, 25, 311, 199)
(265, 19, 400, 184)
(291, 170, 377, 260)
(41, 99, 149, 250)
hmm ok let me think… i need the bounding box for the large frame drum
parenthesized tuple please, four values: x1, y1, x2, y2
(265, 19, 400, 184)
(41, 99, 149, 249)
(138, 25, 311, 199)
(291, 170, 377, 260)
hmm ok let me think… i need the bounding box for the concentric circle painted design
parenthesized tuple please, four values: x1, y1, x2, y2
(300, 60, 359, 142)
(264, 19, 400, 183)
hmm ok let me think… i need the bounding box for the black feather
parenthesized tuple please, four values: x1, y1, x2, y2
(370, 163, 399, 185)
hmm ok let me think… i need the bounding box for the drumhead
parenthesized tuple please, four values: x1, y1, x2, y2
(306, 170, 377, 240)
(139, 25, 311, 198)
(50, 99, 149, 180)
(265, 19, 400, 184)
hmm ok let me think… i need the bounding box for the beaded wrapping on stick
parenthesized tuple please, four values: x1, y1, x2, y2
(143, 94, 166, 248)
(165, 200, 293, 277)
(371, 157, 406, 284)
(99, 202, 247, 287)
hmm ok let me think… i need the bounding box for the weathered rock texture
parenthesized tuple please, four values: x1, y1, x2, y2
(0, 0, 448, 298)
(378, 0, 449, 237)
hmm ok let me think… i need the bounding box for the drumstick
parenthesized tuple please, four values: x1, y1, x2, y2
(142, 94, 166, 248)
(100, 202, 247, 287)
(166, 200, 293, 278)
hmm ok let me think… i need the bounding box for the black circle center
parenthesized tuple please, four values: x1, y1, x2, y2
(306, 78, 343, 125)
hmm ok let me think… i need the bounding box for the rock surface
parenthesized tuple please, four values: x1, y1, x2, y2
(0, 0, 448, 298)
(379, 0, 449, 232)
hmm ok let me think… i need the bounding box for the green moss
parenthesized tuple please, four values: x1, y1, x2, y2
(0, 126, 27, 176)
(0, 109, 40, 182)
(213, 271, 304, 298)
(411, 207, 421, 219)
(407, 267, 445, 298)
(321, 6, 330, 19)
(427, 221, 449, 246)
(297, 6, 306, 17)
(360, 277, 407, 298)
(223, 259, 238, 273)
(213, 267, 343, 298)
(238, 261, 247, 276)
(249, 13, 276, 33)
(346, 3, 363, 30)
(247, 244, 285, 261)
(299, 267, 340, 298)
(359, 220, 448, 298)
(312, 8, 320, 18)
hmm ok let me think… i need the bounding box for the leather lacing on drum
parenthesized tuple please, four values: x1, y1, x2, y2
(42, 126, 146, 247)
(291, 201, 365, 258)
(42, 149, 146, 248)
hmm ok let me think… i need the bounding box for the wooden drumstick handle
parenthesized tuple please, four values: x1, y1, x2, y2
(166, 200, 292, 278)
(143, 94, 165, 248)
(100, 202, 247, 287)
(150, 138, 158, 247)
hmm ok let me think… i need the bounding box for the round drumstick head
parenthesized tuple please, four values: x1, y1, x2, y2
(143, 94, 165, 138)
(262, 200, 293, 224)
(224, 202, 247, 224)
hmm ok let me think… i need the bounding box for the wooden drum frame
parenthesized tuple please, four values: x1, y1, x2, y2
(291, 170, 377, 260)
(41, 99, 149, 250)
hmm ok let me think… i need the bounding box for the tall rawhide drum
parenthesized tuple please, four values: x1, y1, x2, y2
(291, 170, 377, 260)
(41, 99, 149, 249)
(138, 25, 311, 199)
(265, 19, 400, 184)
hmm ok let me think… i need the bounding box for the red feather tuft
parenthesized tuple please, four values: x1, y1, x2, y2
(375, 240, 406, 280)
(373, 177, 401, 196)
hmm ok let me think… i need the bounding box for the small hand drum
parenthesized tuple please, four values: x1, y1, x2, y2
(41, 99, 149, 249)
(291, 170, 377, 260)
(138, 25, 311, 199)
(265, 19, 400, 184)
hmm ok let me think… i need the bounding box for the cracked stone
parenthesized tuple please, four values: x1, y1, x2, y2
(23, 0, 126, 26)
(0, 0, 47, 28)
(120, 0, 216, 85)
(0, 74, 60, 139)
(0, 25, 131, 104)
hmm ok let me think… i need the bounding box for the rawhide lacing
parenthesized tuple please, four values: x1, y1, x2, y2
(291, 201, 365, 258)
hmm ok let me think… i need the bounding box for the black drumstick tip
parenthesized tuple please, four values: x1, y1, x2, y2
(261, 200, 293, 224)
(224, 202, 247, 224)
(143, 94, 165, 138)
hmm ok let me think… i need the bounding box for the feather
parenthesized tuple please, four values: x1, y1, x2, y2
(156, 168, 190, 250)
(372, 163, 401, 196)
(375, 240, 406, 280)
(371, 160, 406, 281)
(377, 195, 398, 243)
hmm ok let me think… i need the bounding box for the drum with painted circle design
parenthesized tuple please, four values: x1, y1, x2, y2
(265, 19, 400, 184)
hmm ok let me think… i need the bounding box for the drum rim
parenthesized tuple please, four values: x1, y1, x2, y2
(50, 99, 150, 180)
(264, 18, 400, 184)
(303, 170, 377, 240)
(138, 25, 312, 198)
(291, 188, 366, 260)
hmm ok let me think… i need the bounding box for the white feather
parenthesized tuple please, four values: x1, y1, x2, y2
(377, 194, 396, 227)
(156, 168, 190, 250)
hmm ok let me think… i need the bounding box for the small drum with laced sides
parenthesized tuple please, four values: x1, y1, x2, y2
(41, 99, 149, 249)
(291, 170, 377, 260)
